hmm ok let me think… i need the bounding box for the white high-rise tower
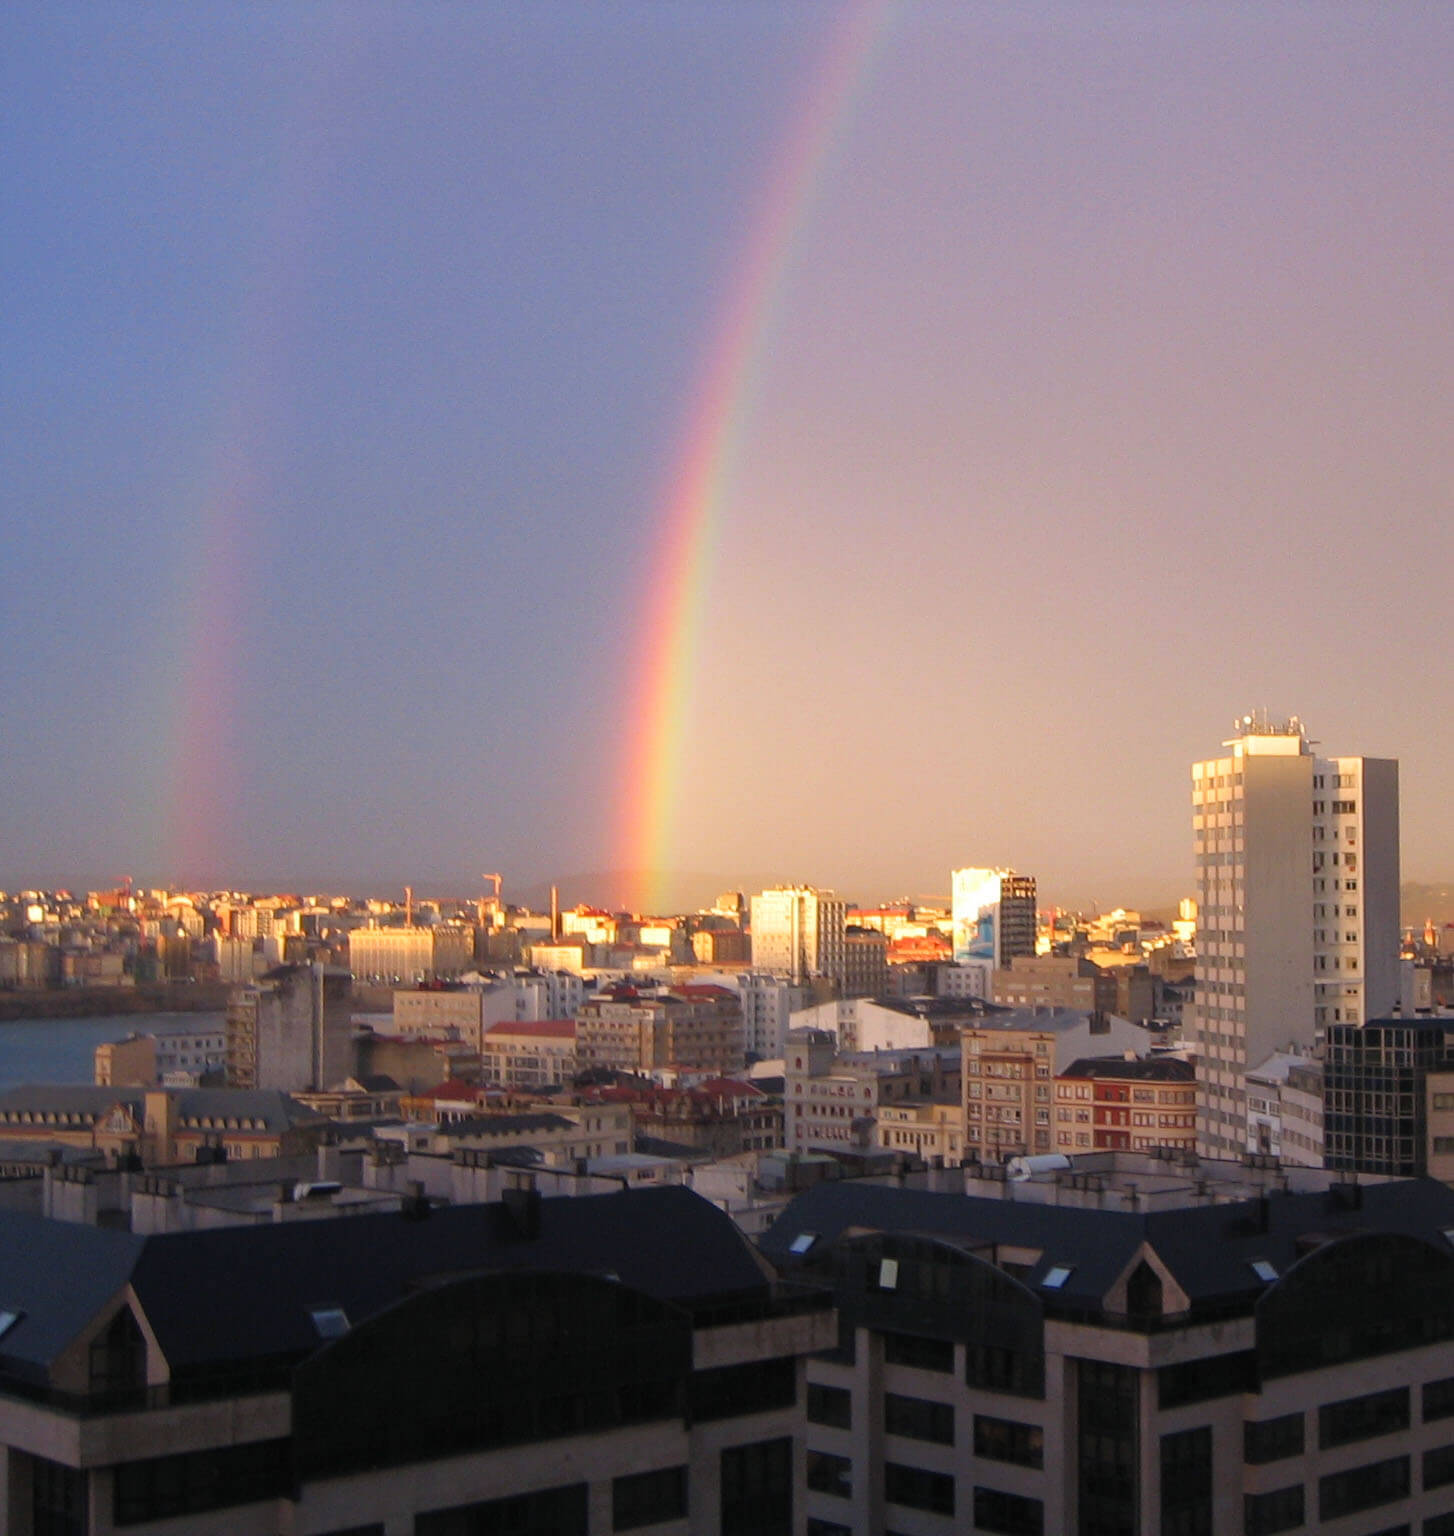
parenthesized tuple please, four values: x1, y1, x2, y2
(1191, 712, 1399, 1158)
(749, 887, 847, 987)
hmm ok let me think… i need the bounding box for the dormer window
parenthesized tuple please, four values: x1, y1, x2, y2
(308, 1305, 350, 1340)
(89, 1308, 146, 1397)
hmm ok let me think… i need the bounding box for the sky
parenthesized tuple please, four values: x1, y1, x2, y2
(2, 2, 1451, 914)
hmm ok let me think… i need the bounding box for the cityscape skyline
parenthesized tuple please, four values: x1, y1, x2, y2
(5, 5, 1452, 909)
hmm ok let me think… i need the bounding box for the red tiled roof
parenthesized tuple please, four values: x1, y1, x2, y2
(429, 1079, 482, 1102)
(484, 1019, 576, 1038)
(693, 1077, 764, 1098)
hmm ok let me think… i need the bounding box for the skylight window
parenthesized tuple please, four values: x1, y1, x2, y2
(878, 1258, 899, 1290)
(1249, 1258, 1279, 1283)
(308, 1305, 350, 1340)
(0, 1310, 21, 1341)
(788, 1231, 818, 1255)
(1041, 1265, 1073, 1290)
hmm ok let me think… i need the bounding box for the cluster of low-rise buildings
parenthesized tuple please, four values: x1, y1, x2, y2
(10, 710, 1454, 1529)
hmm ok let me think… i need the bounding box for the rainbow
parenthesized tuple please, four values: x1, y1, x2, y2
(159, 47, 363, 885)
(617, 0, 896, 913)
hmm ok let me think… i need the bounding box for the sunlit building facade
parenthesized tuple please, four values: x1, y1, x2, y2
(1191, 714, 1399, 1158)
(750, 888, 847, 987)
(951, 869, 1036, 968)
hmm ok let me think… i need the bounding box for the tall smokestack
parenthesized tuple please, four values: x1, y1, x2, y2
(405, 885, 413, 927)
(550, 885, 559, 941)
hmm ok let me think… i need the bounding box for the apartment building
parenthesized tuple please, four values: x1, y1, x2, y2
(750, 888, 848, 988)
(961, 1009, 1152, 1162)
(95, 1023, 228, 1088)
(575, 986, 746, 1077)
(951, 869, 1037, 967)
(0, 1084, 326, 1164)
(346, 923, 475, 983)
(993, 955, 1116, 1014)
(876, 1100, 968, 1165)
(784, 1032, 960, 1156)
(1325, 1016, 1454, 1176)
(1245, 1052, 1325, 1167)
(0, 1186, 834, 1535)
(481, 1018, 577, 1089)
(392, 976, 555, 1052)
(733, 973, 812, 1060)
(1052, 1056, 1196, 1155)
(841, 927, 889, 999)
(586, 1077, 783, 1156)
(1191, 713, 1399, 1158)
(766, 1163, 1454, 1536)
(387, 1102, 635, 1165)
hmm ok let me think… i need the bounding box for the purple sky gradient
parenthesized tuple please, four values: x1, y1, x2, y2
(2, 2, 1450, 912)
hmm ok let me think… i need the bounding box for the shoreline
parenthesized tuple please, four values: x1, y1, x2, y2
(0, 984, 231, 1023)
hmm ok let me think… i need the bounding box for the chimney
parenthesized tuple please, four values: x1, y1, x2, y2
(502, 1181, 542, 1238)
(550, 885, 560, 941)
(401, 1178, 431, 1221)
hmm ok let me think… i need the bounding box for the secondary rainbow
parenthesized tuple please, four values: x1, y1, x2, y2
(617, 0, 895, 913)
(159, 54, 362, 884)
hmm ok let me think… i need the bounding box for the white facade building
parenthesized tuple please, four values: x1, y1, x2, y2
(731, 972, 810, 1059)
(789, 998, 936, 1054)
(950, 867, 1036, 966)
(749, 887, 846, 986)
(1191, 713, 1399, 1158)
(1245, 1050, 1325, 1167)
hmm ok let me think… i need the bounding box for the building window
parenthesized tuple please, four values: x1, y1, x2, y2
(690, 1356, 797, 1421)
(1079, 1359, 1137, 1534)
(806, 1382, 851, 1429)
(1425, 1377, 1454, 1421)
(720, 1437, 792, 1536)
(1318, 1456, 1409, 1522)
(28, 1454, 86, 1536)
(883, 1331, 953, 1373)
(1161, 1426, 1212, 1536)
(973, 1484, 1043, 1535)
(1158, 1351, 1256, 1408)
(114, 1439, 292, 1527)
(975, 1413, 1044, 1469)
(1319, 1386, 1409, 1449)
(1243, 1483, 1305, 1536)
(885, 1463, 955, 1516)
(613, 1467, 687, 1531)
(89, 1307, 146, 1401)
(806, 1452, 852, 1499)
(884, 1392, 954, 1445)
(1244, 1413, 1304, 1464)
(1424, 1444, 1454, 1491)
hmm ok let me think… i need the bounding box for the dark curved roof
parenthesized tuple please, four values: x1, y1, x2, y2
(760, 1176, 1454, 1310)
(0, 1185, 772, 1379)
